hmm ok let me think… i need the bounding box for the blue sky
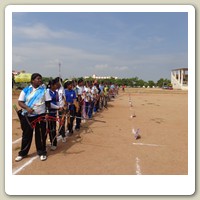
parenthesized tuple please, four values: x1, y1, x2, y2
(12, 12, 188, 81)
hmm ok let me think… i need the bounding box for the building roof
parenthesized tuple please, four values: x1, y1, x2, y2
(172, 68, 188, 71)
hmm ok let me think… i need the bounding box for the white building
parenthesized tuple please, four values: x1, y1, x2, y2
(85, 74, 118, 80)
(171, 68, 188, 90)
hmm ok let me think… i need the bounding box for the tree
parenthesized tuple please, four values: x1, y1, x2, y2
(42, 77, 53, 85)
(148, 80, 155, 88)
(156, 78, 171, 88)
(84, 76, 94, 83)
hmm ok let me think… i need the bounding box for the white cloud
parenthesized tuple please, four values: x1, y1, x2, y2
(12, 42, 112, 77)
(13, 23, 80, 40)
(13, 54, 26, 64)
(13, 42, 111, 61)
(94, 64, 109, 70)
(93, 64, 128, 72)
(147, 36, 164, 43)
(114, 66, 129, 71)
(12, 40, 187, 80)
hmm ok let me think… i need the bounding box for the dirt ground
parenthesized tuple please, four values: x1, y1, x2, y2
(12, 88, 188, 175)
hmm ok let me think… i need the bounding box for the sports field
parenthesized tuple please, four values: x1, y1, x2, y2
(12, 88, 188, 175)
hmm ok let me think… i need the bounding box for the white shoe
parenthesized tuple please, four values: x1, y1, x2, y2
(40, 155, 47, 161)
(50, 146, 57, 151)
(15, 156, 24, 162)
(65, 130, 69, 136)
(62, 137, 66, 143)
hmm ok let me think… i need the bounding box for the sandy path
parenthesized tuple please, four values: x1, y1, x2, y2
(12, 88, 188, 175)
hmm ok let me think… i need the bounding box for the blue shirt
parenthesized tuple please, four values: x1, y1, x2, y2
(48, 89, 59, 115)
(18, 84, 51, 116)
(65, 89, 76, 103)
(49, 89, 59, 106)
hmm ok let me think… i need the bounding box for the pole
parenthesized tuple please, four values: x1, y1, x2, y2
(59, 62, 61, 78)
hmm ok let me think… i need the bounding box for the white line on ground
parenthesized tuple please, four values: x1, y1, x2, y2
(13, 156, 38, 175)
(136, 157, 142, 175)
(12, 134, 65, 175)
(132, 142, 163, 147)
(12, 137, 22, 145)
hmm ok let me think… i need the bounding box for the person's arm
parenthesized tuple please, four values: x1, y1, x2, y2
(18, 90, 34, 114)
(73, 91, 79, 111)
(45, 90, 52, 113)
(45, 101, 51, 113)
(18, 101, 34, 114)
(50, 103, 63, 111)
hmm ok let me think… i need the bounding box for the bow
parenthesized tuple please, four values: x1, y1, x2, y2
(69, 115, 106, 123)
(57, 106, 69, 133)
(30, 115, 64, 129)
(31, 115, 65, 146)
(13, 104, 32, 128)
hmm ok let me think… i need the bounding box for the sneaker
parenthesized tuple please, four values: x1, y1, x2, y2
(75, 128, 80, 131)
(15, 155, 24, 162)
(50, 146, 57, 151)
(62, 137, 66, 142)
(40, 155, 47, 161)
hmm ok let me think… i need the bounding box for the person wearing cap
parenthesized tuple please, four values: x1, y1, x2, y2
(15, 73, 52, 162)
(64, 80, 78, 136)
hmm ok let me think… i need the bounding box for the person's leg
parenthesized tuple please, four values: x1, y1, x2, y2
(17, 115, 34, 157)
(51, 121, 57, 147)
(96, 99, 99, 112)
(82, 101, 86, 119)
(75, 105, 81, 130)
(88, 102, 93, 118)
(85, 102, 89, 118)
(68, 106, 75, 135)
(35, 118, 47, 157)
(58, 111, 66, 138)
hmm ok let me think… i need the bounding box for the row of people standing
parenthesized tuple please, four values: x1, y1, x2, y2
(15, 73, 118, 162)
(47, 78, 119, 145)
(14, 75, 85, 162)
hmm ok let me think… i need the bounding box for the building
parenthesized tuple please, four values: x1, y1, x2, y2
(84, 74, 118, 80)
(171, 68, 188, 90)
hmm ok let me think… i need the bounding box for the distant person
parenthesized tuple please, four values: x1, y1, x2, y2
(91, 82, 98, 114)
(55, 77, 67, 142)
(84, 81, 93, 118)
(103, 83, 109, 107)
(93, 83, 101, 113)
(122, 85, 125, 92)
(110, 83, 115, 98)
(74, 78, 84, 131)
(64, 80, 77, 136)
(15, 73, 51, 162)
(46, 79, 63, 150)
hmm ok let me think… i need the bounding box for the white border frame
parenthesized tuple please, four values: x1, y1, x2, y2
(5, 5, 195, 195)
